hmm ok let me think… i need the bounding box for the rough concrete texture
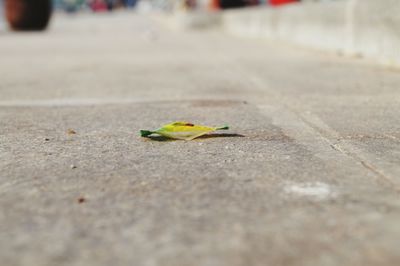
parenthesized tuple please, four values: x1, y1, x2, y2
(1, 13, 400, 266)
(219, 0, 400, 67)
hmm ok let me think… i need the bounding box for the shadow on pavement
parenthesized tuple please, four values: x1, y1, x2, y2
(143, 133, 245, 142)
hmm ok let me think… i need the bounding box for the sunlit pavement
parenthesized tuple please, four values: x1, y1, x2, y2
(1, 12, 400, 266)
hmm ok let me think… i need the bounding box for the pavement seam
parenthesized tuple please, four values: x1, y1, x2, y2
(296, 111, 400, 193)
(235, 63, 400, 192)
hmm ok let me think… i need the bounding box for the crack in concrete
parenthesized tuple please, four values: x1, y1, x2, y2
(295, 111, 400, 193)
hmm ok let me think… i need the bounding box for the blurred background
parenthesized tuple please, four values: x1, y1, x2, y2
(49, 0, 339, 13)
(0, 0, 340, 21)
(0, 0, 342, 33)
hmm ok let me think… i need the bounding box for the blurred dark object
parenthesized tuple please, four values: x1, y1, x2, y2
(123, 0, 137, 8)
(219, 0, 247, 9)
(269, 0, 298, 6)
(89, 0, 136, 12)
(105, 0, 114, 10)
(213, 0, 259, 9)
(5, 0, 52, 30)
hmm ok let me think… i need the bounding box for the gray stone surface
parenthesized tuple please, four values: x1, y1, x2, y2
(1, 12, 400, 266)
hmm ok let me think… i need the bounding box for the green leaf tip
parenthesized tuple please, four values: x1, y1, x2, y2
(140, 130, 153, 137)
(217, 125, 229, 130)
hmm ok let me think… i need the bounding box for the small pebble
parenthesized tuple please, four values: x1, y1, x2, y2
(44, 138, 50, 141)
(70, 164, 77, 169)
(77, 197, 86, 204)
(67, 129, 77, 135)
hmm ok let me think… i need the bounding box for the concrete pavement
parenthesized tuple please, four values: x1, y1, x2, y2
(1, 12, 400, 266)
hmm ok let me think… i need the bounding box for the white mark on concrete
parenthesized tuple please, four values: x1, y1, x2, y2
(283, 182, 336, 200)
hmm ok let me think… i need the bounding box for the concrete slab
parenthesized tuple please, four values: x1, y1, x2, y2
(1, 101, 400, 266)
